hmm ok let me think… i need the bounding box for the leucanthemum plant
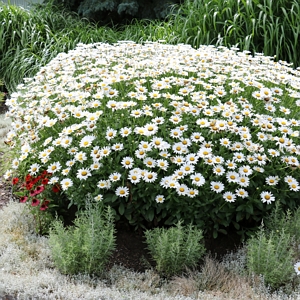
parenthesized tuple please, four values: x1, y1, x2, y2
(3, 41, 300, 237)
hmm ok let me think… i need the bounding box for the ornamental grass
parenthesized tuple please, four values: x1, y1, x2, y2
(3, 41, 300, 238)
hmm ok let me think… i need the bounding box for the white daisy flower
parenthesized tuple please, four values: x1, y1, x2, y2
(60, 178, 73, 191)
(128, 172, 141, 184)
(155, 195, 165, 203)
(187, 188, 199, 198)
(115, 186, 130, 197)
(29, 163, 41, 175)
(143, 171, 158, 183)
(143, 157, 156, 168)
(260, 191, 275, 204)
(294, 262, 300, 275)
(75, 151, 87, 163)
(120, 127, 132, 137)
(77, 168, 91, 180)
(94, 195, 103, 201)
(79, 135, 95, 147)
(213, 165, 225, 176)
(176, 184, 189, 196)
(235, 188, 249, 198)
(210, 181, 225, 193)
(106, 128, 117, 140)
(223, 192, 236, 202)
(121, 156, 134, 169)
(97, 180, 111, 189)
(109, 172, 122, 182)
(47, 162, 62, 174)
(265, 175, 280, 186)
(190, 173, 205, 187)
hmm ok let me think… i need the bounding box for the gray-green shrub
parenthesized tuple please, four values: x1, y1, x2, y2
(48, 200, 116, 275)
(144, 222, 205, 277)
(246, 227, 295, 289)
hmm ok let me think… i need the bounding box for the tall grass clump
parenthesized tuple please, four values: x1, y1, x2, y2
(3, 41, 300, 238)
(0, 2, 119, 92)
(48, 199, 116, 275)
(171, 0, 300, 68)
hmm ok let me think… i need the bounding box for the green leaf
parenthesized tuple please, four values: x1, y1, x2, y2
(236, 204, 245, 211)
(245, 204, 254, 215)
(218, 229, 227, 235)
(147, 208, 154, 222)
(232, 221, 240, 230)
(118, 203, 125, 215)
(213, 230, 218, 239)
(124, 213, 132, 221)
(236, 211, 244, 222)
(14, 191, 25, 197)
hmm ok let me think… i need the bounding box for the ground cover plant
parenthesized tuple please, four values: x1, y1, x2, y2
(3, 41, 300, 239)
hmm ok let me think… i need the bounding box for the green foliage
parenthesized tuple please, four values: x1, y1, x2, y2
(245, 204, 300, 290)
(49, 0, 180, 23)
(264, 203, 300, 255)
(144, 222, 205, 276)
(48, 200, 116, 275)
(246, 227, 295, 289)
(171, 0, 300, 67)
(0, 2, 119, 92)
(0, 79, 4, 102)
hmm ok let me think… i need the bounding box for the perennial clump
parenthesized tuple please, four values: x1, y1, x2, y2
(3, 41, 300, 235)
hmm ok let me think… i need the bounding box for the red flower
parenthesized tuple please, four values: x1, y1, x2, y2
(40, 203, 48, 211)
(52, 185, 61, 193)
(12, 177, 19, 185)
(20, 196, 28, 203)
(31, 198, 40, 207)
(41, 170, 48, 177)
(26, 182, 34, 191)
(43, 199, 50, 206)
(41, 178, 49, 185)
(25, 174, 32, 183)
(30, 190, 37, 197)
(32, 177, 39, 185)
(35, 185, 45, 195)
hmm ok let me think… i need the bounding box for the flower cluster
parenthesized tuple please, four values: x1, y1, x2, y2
(3, 41, 300, 230)
(12, 171, 53, 211)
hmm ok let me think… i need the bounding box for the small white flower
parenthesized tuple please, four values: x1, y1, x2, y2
(94, 195, 103, 201)
(80, 135, 95, 148)
(223, 192, 236, 203)
(121, 156, 134, 169)
(61, 178, 73, 190)
(260, 191, 275, 204)
(190, 173, 205, 187)
(29, 163, 41, 175)
(235, 188, 249, 198)
(97, 180, 111, 189)
(210, 181, 225, 193)
(116, 186, 130, 197)
(109, 172, 122, 182)
(77, 168, 91, 180)
(294, 262, 300, 275)
(155, 195, 165, 203)
(47, 162, 62, 174)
